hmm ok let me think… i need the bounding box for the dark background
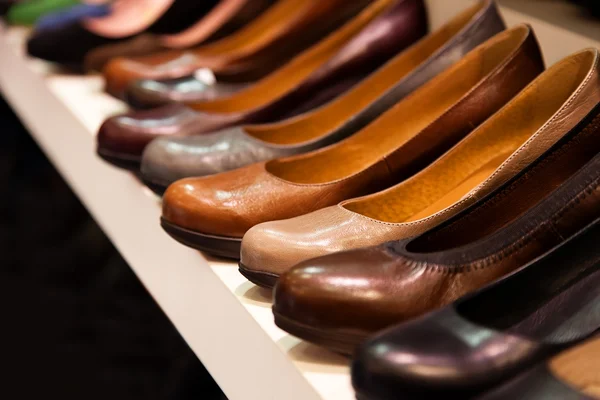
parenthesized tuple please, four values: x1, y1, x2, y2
(0, 95, 225, 400)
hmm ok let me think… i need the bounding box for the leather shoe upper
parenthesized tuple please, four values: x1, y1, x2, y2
(161, 25, 543, 242)
(241, 47, 599, 279)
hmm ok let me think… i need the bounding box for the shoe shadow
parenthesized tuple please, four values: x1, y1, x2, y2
(234, 280, 273, 307)
(278, 335, 349, 371)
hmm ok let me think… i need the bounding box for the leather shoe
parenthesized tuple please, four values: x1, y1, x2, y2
(241, 47, 597, 286)
(102, 0, 373, 99)
(83, 0, 274, 72)
(97, 0, 428, 170)
(140, 0, 504, 193)
(273, 94, 600, 357)
(479, 336, 600, 400)
(160, 24, 543, 259)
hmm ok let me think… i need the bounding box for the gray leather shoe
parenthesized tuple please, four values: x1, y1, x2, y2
(126, 75, 248, 109)
(140, 0, 506, 194)
(140, 124, 346, 192)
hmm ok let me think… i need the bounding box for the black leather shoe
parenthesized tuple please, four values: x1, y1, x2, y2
(478, 355, 600, 400)
(351, 132, 600, 400)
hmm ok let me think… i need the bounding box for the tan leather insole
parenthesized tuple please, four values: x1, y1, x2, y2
(160, 0, 249, 49)
(266, 26, 530, 184)
(345, 51, 596, 223)
(244, 1, 488, 145)
(406, 152, 513, 221)
(188, 0, 394, 114)
(84, 0, 175, 38)
(407, 108, 600, 253)
(551, 339, 600, 399)
(118, 0, 309, 67)
(188, 0, 309, 58)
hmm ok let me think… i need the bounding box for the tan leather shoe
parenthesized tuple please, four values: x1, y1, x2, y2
(160, 25, 545, 259)
(140, 0, 503, 193)
(102, 0, 371, 98)
(239, 48, 600, 286)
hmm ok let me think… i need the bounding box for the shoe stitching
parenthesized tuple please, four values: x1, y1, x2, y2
(409, 177, 600, 274)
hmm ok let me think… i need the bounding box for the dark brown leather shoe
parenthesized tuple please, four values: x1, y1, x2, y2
(102, 0, 373, 98)
(478, 337, 600, 400)
(97, 0, 429, 170)
(273, 97, 600, 356)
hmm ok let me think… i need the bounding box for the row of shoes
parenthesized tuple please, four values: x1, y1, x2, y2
(20, 0, 600, 399)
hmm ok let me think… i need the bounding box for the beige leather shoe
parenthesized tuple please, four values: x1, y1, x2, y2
(239, 48, 600, 287)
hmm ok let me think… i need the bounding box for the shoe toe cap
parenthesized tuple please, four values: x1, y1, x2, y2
(352, 311, 538, 398)
(141, 138, 197, 188)
(103, 58, 148, 99)
(161, 176, 248, 237)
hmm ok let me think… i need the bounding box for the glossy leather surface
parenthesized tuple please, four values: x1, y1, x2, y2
(102, 0, 372, 97)
(140, 0, 506, 187)
(127, 0, 503, 110)
(26, 0, 218, 68)
(273, 93, 600, 360)
(239, 27, 557, 273)
(98, 0, 428, 162)
(127, 76, 247, 108)
(141, 127, 301, 187)
(83, 0, 273, 72)
(161, 25, 543, 241)
(479, 365, 596, 400)
(349, 195, 600, 398)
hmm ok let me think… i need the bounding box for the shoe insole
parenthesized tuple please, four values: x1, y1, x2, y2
(551, 336, 600, 399)
(405, 107, 600, 253)
(188, 0, 393, 114)
(265, 25, 534, 187)
(341, 50, 594, 223)
(244, 1, 487, 146)
(404, 152, 513, 222)
(457, 221, 600, 343)
(83, 0, 175, 38)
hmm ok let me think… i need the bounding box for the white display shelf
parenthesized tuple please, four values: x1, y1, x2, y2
(1, 2, 600, 400)
(0, 26, 350, 400)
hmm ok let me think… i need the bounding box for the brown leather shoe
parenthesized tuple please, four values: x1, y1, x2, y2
(241, 47, 599, 286)
(97, 0, 428, 169)
(271, 58, 600, 355)
(102, 0, 372, 98)
(139, 0, 506, 193)
(124, 0, 433, 109)
(83, 0, 275, 72)
(160, 25, 544, 259)
(352, 216, 600, 399)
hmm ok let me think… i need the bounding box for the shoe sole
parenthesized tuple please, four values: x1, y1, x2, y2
(140, 174, 169, 196)
(238, 263, 279, 289)
(97, 148, 141, 171)
(160, 218, 242, 259)
(273, 309, 367, 356)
